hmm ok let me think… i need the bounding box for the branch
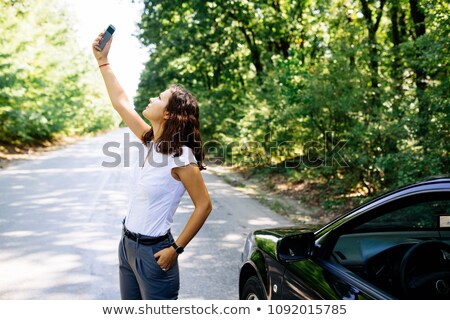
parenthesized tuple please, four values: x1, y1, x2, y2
(374, 0, 387, 33)
(360, 0, 373, 30)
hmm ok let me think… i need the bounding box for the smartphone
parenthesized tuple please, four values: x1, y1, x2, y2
(95, 24, 116, 51)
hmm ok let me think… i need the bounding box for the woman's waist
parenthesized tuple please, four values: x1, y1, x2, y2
(122, 218, 172, 244)
(125, 206, 175, 237)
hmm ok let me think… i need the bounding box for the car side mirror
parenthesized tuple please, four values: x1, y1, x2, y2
(276, 232, 315, 262)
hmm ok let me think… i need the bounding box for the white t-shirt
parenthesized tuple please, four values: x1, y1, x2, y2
(125, 141, 197, 236)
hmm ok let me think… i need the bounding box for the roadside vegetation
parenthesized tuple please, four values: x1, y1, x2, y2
(135, 0, 449, 212)
(0, 0, 118, 157)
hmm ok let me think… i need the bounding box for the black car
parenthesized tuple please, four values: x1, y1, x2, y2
(239, 177, 450, 300)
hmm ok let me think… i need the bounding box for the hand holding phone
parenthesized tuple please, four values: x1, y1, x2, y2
(95, 24, 115, 51)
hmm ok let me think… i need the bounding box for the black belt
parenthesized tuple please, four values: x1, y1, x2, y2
(123, 225, 169, 245)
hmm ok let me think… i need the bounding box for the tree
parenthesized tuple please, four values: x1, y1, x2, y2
(0, 0, 116, 146)
(134, 0, 449, 207)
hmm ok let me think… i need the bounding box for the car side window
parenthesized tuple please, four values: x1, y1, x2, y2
(354, 199, 450, 231)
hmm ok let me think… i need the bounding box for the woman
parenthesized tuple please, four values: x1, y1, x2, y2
(92, 32, 212, 300)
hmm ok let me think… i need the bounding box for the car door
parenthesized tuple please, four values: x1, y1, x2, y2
(283, 186, 450, 300)
(316, 190, 449, 299)
(281, 258, 392, 299)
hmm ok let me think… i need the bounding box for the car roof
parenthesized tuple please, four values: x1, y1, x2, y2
(348, 176, 449, 214)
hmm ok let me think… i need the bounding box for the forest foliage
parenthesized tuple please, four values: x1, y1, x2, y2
(0, 0, 448, 210)
(134, 0, 449, 206)
(0, 0, 116, 148)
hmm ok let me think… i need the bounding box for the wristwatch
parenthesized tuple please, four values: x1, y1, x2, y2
(172, 242, 184, 254)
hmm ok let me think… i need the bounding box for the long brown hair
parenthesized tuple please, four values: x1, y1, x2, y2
(141, 84, 205, 170)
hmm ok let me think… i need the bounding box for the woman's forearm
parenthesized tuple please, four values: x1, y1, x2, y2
(98, 62, 131, 110)
(175, 202, 213, 248)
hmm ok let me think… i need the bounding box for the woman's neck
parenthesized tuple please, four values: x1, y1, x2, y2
(151, 122, 163, 142)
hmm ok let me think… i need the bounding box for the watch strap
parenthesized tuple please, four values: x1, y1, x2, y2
(172, 242, 184, 254)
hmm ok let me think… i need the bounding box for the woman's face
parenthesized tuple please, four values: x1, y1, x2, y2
(142, 89, 172, 123)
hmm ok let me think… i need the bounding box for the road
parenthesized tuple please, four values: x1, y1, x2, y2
(0, 128, 289, 300)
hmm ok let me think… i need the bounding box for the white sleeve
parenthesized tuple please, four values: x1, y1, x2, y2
(172, 146, 197, 168)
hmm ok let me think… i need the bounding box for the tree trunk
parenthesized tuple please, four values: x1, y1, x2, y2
(390, 0, 403, 116)
(359, 0, 387, 110)
(271, 0, 290, 58)
(409, 0, 429, 152)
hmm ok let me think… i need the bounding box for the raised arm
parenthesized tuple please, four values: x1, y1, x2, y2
(92, 32, 150, 139)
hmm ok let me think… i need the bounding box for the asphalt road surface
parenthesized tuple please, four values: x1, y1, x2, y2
(0, 128, 289, 300)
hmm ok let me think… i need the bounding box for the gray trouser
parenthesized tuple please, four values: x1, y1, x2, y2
(118, 232, 179, 300)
